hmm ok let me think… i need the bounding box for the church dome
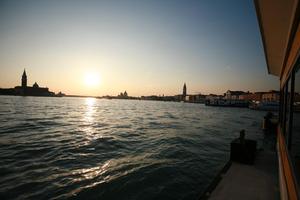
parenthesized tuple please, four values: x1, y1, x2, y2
(33, 82, 39, 88)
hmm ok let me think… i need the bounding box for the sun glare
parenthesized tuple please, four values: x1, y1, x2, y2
(84, 73, 101, 87)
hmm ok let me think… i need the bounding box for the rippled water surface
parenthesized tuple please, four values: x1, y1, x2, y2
(0, 96, 267, 200)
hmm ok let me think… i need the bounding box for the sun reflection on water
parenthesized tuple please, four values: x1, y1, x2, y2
(81, 98, 97, 141)
(84, 98, 96, 119)
(72, 160, 111, 181)
(69, 160, 112, 196)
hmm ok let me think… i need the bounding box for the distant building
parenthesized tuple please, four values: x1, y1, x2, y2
(205, 94, 223, 101)
(22, 69, 27, 87)
(205, 94, 226, 106)
(57, 91, 65, 97)
(262, 90, 280, 102)
(178, 82, 187, 101)
(13, 69, 55, 96)
(175, 83, 188, 101)
(118, 90, 129, 98)
(0, 88, 15, 95)
(183, 83, 187, 97)
(225, 90, 246, 100)
(173, 95, 183, 101)
(239, 92, 264, 102)
(187, 94, 206, 103)
(141, 95, 178, 102)
(33, 82, 39, 88)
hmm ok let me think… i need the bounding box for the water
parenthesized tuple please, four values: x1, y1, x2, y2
(0, 96, 267, 200)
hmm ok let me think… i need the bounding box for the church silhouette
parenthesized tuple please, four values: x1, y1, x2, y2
(13, 69, 55, 96)
(0, 69, 55, 96)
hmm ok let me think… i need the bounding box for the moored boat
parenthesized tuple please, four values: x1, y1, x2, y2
(205, 99, 249, 107)
(249, 101, 279, 111)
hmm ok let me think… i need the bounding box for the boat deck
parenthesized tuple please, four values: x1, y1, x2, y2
(207, 149, 279, 200)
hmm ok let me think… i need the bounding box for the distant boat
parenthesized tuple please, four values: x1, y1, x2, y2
(205, 99, 248, 107)
(249, 101, 279, 111)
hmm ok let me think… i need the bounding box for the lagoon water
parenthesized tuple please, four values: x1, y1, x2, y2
(0, 96, 267, 200)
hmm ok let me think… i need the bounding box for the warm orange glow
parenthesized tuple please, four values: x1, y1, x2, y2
(84, 73, 101, 87)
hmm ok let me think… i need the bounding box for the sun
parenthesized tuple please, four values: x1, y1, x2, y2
(84, 72, 101, 87)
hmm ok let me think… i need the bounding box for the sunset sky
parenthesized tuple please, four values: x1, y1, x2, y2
(0, 0, 278, 96)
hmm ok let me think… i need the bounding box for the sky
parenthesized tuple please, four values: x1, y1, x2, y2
(0, 0, 278, 96)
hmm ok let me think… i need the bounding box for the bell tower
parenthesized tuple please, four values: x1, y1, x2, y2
(183, 82, 187, 97)
(22, 69, 27, 88)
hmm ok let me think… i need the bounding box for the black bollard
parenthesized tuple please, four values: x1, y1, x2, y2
(230, 130, 257, 164)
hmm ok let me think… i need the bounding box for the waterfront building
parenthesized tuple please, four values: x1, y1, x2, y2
(187, 94, 206, 103)
(118, 91, 129, 99)
(173, 94, 183, 102)
(0, 88, 15, 95)
(0, 69, 55, 96)
(179, 83, 187, 101)
(239, 92, 264, 102)
(56, 92, 65, 97)
(205, 94, 223, 101)
(238, 91, 280, 103)
(176, 83, 188, 101)
(261, 90, 280, 102)
(141, 95, 178, 101)
(183, 83, 187, 97)
(14, 69, 54, 96)
(22, 69, 27, 87)
(225, 90, 246, 100)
